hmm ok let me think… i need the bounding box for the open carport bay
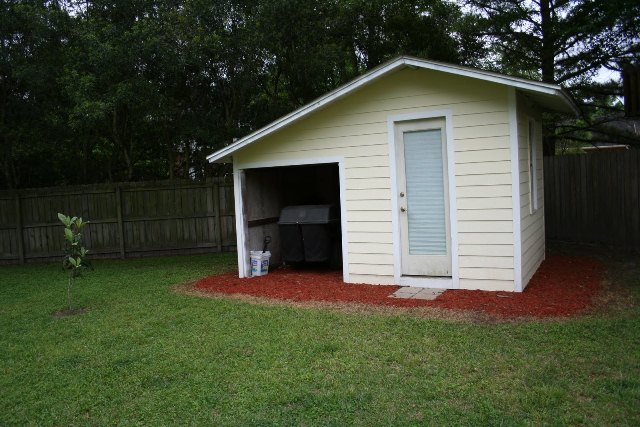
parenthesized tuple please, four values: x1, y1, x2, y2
(243, 163, 341, 268)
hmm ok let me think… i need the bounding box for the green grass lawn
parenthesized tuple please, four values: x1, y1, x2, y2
(1, 252, 639, 425)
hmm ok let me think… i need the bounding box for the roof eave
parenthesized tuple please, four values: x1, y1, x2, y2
(520, 87, 580, 116)
(560, 90, 581, 117)
(207, 56, 580, 163)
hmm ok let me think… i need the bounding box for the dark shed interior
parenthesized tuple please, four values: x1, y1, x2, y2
(243, 163, 341, 268)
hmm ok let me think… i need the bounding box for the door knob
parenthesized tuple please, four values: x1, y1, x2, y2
(400, 206, 406, 212)
(400, 192, 405, 197)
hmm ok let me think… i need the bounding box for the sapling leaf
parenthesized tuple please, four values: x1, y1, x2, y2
(64, 228, 74, 242)
(58, 213, 71, 227)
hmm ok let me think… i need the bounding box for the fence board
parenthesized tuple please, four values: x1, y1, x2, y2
(544, 151, 640, 250)
(0, 179, 235, 263)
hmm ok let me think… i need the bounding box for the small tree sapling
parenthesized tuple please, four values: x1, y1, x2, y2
(58, 213, 91, 311)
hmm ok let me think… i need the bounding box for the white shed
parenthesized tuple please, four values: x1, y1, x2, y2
(207, 56, 578, 292)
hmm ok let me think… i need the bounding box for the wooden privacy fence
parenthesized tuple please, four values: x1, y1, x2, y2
(544, 150, 640, 250)
(0, 179, 236, 263)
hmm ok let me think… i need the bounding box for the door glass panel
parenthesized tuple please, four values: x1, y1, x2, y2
(403, 129, 446, 255)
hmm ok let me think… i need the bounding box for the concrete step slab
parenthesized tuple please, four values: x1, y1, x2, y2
(390, 287, 445, 300)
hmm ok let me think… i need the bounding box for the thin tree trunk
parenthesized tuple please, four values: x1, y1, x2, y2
(82, 137, 88, 182)
(113, 107, 134, 181)
(165, 127, 174, 180)
(67, 274, 73, 310)
(2, 157, 14, 189)
(124, 136, 134, 181)
(184, 143, 191, 179)
(1, 132, 16, 189)
(540, 0, 557, 156)
(539, 0, 555, 84)
(167, 145, 175, 180)
(106, 157, 113, 183)
(112, 109, 123, 179)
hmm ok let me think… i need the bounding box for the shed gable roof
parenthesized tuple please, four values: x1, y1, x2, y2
(208, 56, 579, 163)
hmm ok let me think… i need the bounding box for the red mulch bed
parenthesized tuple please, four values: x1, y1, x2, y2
(193, 255, 604, 319)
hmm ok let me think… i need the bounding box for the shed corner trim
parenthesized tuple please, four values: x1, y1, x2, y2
(508, 88, 524, 292)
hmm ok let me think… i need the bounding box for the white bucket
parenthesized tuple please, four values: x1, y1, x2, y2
(250, 251, 271, 277)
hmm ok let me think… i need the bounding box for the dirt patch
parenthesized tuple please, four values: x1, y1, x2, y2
(52, 307, 88, 317)
(178, 283, 498, 323)
(188, 255, 606, 320)
(590, 260, 639, 317)
(435, 255, 604, 318)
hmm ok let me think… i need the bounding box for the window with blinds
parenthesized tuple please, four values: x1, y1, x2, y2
(403, 129, 447, 255)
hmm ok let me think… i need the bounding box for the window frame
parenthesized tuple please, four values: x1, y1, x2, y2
(528, 119, 539, 214)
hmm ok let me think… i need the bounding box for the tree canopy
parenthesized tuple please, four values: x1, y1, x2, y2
(463, 0, 640, 154)
(1, 0, 638, 189)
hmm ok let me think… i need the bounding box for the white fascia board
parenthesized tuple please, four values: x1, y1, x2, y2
(520, 88, 580, 116)
(403, 58, 562, 93)
(403, 58, 579, 116)
(558, 91, 581, 116)
(208, 56, 578, 163)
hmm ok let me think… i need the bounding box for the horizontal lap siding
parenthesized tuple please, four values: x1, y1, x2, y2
(454, 109, 514, 289)
(346, 188, 392, 200)
(459, 256, 514, 269)
(517, 97, 545, 288)
(459, 279, 514, 291)
(349, 274, 396, 285)
(448, 120, 513, 289)
(349, 233, 393, 245)
(349, 252, 394, 263)
(349, 263, 395, 276)
(236, 68, 514, 288)
(456, 173, 512, 187)
(346, 221, 391, 232)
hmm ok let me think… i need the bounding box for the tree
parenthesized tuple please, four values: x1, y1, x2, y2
(58, 213, 91, 313)
(0, 0, 471, 188)
(464, 0, 640, 154)
(62, 0, 162, 182)
(0, 1, 71, 188)
(347, 0, 464, 69)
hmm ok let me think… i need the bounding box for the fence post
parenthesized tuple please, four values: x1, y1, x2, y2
(213, 181, 223, 252)
(115, 186, 126, 259)
(14, 194, 25, 264)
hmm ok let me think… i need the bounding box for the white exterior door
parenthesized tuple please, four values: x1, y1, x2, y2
(395, 119, 451, 277)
